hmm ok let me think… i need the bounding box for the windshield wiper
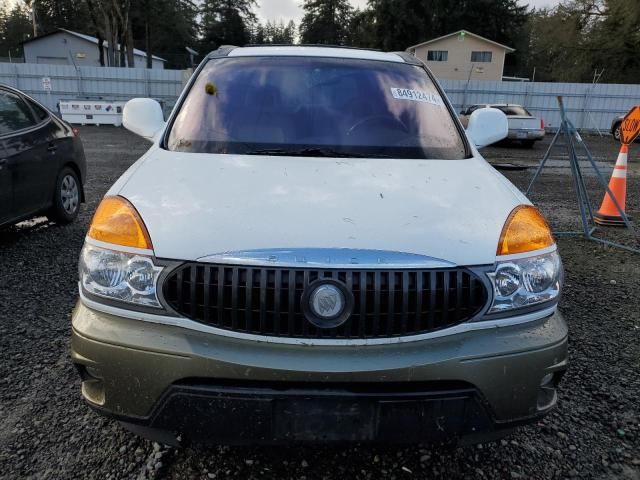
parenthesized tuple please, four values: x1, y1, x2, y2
(245, 147, 391, 158)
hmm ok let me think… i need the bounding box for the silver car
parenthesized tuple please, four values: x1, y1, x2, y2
(460, 104, 545, 147)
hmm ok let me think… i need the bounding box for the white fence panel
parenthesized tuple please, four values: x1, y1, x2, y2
(439, 79, 640, 132)
(0, 62, 185, 114)
(2, 62, 640, 133)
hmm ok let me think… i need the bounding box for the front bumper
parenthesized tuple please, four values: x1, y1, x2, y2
(71, 301, 568, 445)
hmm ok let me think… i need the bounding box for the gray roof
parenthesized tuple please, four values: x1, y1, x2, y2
(22, 28, 167, 62)
(407, 30, 515, 53)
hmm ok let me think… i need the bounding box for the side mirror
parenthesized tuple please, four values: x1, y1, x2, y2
(123, 98, 165, 141)
(466, 107, 508, 148)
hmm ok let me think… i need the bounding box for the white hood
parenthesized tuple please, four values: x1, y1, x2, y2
(115, 148, 527, 266)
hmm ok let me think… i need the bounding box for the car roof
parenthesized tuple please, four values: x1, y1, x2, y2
(221, 45, 408, 63)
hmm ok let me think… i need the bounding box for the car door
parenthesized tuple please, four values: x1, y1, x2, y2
(0, 88, 57, 220)
(20, 97, 62, 208)
(0, 140, 10, 225)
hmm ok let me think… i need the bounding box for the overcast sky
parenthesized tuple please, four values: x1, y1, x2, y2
(257, 0, 560, 23)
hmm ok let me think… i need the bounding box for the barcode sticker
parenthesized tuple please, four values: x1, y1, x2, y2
(390, 87, 444, 106)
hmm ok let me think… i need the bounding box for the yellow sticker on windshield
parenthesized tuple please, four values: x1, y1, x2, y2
(390, 87, 443, 106)
(205, 82, 218, 96)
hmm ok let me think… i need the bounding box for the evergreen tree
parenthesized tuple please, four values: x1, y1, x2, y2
(131, 0, 199, 69)
(348, 8, 376, 48)
(527, 0, 640, 83)
(367, 0, 528, 52)
(31, 0, 92, 35)
(0, 3, 32, 60)
(584, 0, 640, 83)
(200, 0, 257, 52)
(251, 23, 266, 44)
(299, 0, 353, 45)
(251, 20, 296, 45)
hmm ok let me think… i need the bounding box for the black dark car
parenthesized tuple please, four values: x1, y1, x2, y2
(610, 114, 640, 142)
(0, 84, 86, 228)
(611, 116, 623, 141)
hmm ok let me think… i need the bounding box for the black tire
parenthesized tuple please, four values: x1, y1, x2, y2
(613, 123, 621, 141)
(47, 167, 81, 224)
(522, 140, 535, 149)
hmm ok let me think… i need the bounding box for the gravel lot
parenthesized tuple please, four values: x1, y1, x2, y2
(1, 127, 638, 480)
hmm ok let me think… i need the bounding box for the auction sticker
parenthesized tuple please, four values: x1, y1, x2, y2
(390, 87, 444, 106)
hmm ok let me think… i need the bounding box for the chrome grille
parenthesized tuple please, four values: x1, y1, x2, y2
(163, 264, 488, 339)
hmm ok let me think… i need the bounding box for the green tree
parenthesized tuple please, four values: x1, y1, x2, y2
(348, 8, 376, 48)
(366, 0, 426, 51)
(527, 6, 591, 81)
(31, 0, 92, 35)
(0, 3, 32, 60)
(587, 0, 640, 83)
(255, 20, 296, 44)
(200, 0, 257, 52)
(131, 0, 199, 69)
(366, 0, 529, 69)
(281, 20, 297, 44)
(526, 0, 640, 83)
(299, 0, 353, 45)
(251, 23, 266, 44)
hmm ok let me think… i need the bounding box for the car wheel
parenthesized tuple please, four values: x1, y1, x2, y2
(48, 167, 80, 224)
(613, 123, 621, 141)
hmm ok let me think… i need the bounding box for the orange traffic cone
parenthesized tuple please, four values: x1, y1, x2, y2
(594, 144, 629, 226)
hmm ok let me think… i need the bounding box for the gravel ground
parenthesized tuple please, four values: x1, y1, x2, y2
(0, 128, 638, 480)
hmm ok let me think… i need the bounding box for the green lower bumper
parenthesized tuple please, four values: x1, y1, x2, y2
(71, 301, 568, 429)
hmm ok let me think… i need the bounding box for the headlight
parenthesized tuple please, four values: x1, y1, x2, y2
(487, 250, 562, 313)
(79, 243, 163, 308)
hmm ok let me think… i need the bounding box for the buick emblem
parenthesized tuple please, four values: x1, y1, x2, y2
(302, 280, 353, 328)
(311, 284, 343, 318)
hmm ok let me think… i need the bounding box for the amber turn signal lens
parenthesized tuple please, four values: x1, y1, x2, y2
(88, 196, 152, 250)
(497, 205, 554, 256)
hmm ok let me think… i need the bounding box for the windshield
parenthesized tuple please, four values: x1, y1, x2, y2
(167, 56, 467, 159)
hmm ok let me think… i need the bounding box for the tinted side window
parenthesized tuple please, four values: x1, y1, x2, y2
(465, 105, 481, 115)
(26, 99, 49, 122)
(496, 106, 532, 117)
(0, 91, 37, 135)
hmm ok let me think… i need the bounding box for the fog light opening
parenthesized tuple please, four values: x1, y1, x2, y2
(75, 363, 106, 406)
(540, 372, 554, 387)
(537, 370, 565, 411)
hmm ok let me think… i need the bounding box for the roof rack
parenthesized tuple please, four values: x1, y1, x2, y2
(206, 45, 239, 58)
(242, 44, 383, 52)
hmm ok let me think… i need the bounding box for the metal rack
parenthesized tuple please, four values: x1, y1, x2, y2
(526, 96, 639, 254)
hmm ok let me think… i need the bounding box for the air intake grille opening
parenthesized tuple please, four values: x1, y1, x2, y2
(163, 264, 488, 339)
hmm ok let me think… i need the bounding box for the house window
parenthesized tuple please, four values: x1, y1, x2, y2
(427, 50, 448, 61)
(471, 51, 492, 62)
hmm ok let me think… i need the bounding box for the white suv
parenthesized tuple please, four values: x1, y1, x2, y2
(71, 46, 567, 446)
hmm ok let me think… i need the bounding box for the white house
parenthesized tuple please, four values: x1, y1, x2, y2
(407, 30, 514, 81)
